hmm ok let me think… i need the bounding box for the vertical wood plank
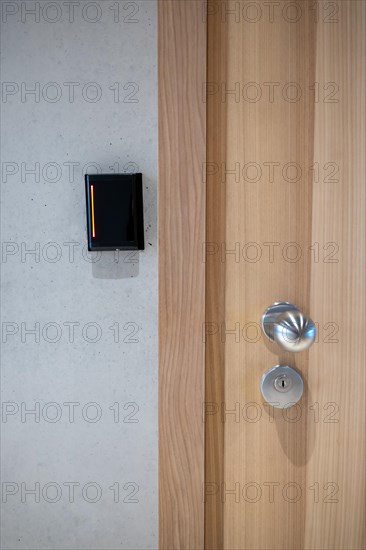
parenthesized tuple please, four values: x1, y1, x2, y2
(205, 2, 316, 548)
(158, 1, 206, 548)
(205, 8, 228, 549)
(223, 6, 316, 547)
(305, 2, 366, 548)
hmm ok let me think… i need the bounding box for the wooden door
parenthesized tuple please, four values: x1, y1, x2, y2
(204, 1, 366, 549)
(159, 1, 365, 548)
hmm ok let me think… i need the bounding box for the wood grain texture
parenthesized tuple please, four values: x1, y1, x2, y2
(221, 3, 315, 548)
(305, 2, 366, 548)
(204, 8, 228, 550)
(205, 1, 366, 549)
(158, 1, 206, 548)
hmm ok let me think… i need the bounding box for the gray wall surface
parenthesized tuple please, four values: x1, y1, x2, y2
(0, 1, 158, 548)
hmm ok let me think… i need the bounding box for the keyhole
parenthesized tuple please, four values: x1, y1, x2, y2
(274, 374, 292, 392)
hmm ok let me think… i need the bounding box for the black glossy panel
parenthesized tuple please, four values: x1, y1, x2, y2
(85, 173, 144, 251)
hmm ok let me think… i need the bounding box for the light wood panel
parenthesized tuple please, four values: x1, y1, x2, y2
(205, 1, 366, 549)
(158, 1, 206, 549)
(221, 3, 315, 548)
(159, 1, 365, 547)
(305, 2, 366, 548)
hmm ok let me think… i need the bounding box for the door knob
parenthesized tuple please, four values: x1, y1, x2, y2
(261, 302, 316, 352)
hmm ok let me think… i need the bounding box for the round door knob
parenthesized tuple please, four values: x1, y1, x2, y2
(261, 302, 316, 352)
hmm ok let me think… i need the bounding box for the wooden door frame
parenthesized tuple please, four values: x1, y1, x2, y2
(158, 1, 207, 549)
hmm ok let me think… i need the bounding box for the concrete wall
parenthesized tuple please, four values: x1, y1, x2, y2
(1, 1, 157, 548)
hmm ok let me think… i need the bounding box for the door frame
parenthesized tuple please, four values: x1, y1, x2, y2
(158, 1, 207, 549)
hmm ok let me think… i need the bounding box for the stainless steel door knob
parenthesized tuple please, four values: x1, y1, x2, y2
(261, 302, 316, 352)
(260, 365, 304, 408)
